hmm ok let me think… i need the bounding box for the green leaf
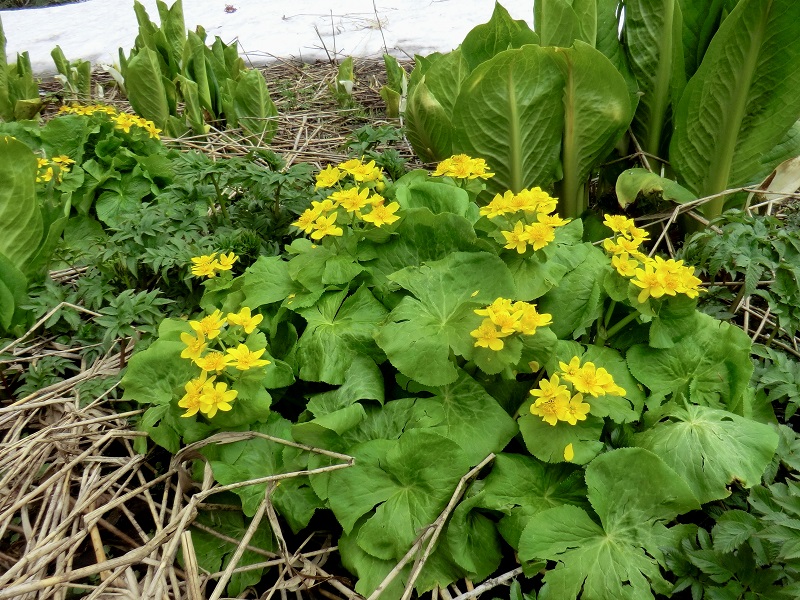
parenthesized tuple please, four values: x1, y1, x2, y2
(375, 252, 515, 386)
(445, 490, 502, 580)
(411, 368, 518, 465)
(188, 508, 275, 597)
(634, 404, 779, 504)
(537, 244, 609, 338)
(518, 411, 604, 465)
(405, 50, 470, 162)
(395, 179, 471, 216)
(242, 256, 304, 308)
(362, 208, 486, 281)
(626, 313, 753, 410)
(581, 345, 644, 421)
(125, 47, 171, 130)
(678, 0, 731, 80)
(327, 430, 470, 560)
(535, 0, 597, 48)
(548, 41, 633, 217)
(452, 46, 564, 195)
(296, 286, 388, 384)
(0, 136, 42, 271)
(478, 453, 587, 548)
(670, 0, 800, 216)
(207, 414, 323, 530)
(232, 69, 278, 140)
(624, 0, 684, 157)
(461, 2, 539, 71)
(519, 448, 700, 600)
(615, 167, 696, 208)
(339, 517, 410, 598)
(0, 253, 27, 331)
(0, 19, 12, 122)
(711, 510, 760, 553)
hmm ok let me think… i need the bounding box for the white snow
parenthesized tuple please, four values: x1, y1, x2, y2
(1, 0, 535, 75)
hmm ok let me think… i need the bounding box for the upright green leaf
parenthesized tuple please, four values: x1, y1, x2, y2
(405, 50, 470, 162)
(670, 0, 800, 217)
(625, 0, 684, 157)
(678, 0, 732, 80)
(534, 0, 597, 48)
(232, 69, 278, 141)
(125, 47, 171, 130)
(0, 136, 42, 270)
(634, 405, 779, 504)
(156, 0, 186, 73)
(461, 2, 539, 71)
(548, 41, 633, 216)
(452, 46, 564, 195)
(0, 17, 12, 121)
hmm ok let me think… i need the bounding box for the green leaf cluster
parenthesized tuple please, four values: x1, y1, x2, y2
(118, 159, 781, 598)
(118, 0, 277, 138)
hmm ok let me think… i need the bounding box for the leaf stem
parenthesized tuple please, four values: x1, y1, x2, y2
(603, 310, 640, 341)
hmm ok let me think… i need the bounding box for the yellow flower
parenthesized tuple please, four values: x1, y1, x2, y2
(348, 160, 380, 182)
(514, 303, 552, 336)
(315, 165, 344, 188)
(564, 362, 616, 398)
(466, 157, 494, 180)
(311, 198, 338, 213)
(523, 223, 556, 251)
(562, 393, 591, 425)
(143, 120, 161, 139)
(501, 220, 529, 254)
(631, 262, 667, 303)
(191, 253, 220, 278)
(558, 356, 582, 378)
(195, 350, 233, 373)
(213, 252, 236, 272)
(199, 381, 238, 418)
(603, 214, 635, 234)
(611, 252, 640, 278)
(480, 191, 513, 218)
(470, 318, 511, 351)
(530, 374, 569, 405)
(310, 213, 344, 240)
(226, 344, 271, 370)
(338, 158, 364, 173)
(432, 157, 454, 177)
(474, 298, 515, 320)
(190, 310, 226, 339)
(530, 394, 570, 426)
(180, 331, 207, 360)
(178, 371, 213, 417)
(331, 186, 371, 214)
(564, 443, 575, 462)
(293, 208, 320, 234)
(51, 155, 75, 166)
(362, 201, 401, 227)
(226, 307, 263, 334)
(537, 213, 569, 227)
(114, 113, 136, 133)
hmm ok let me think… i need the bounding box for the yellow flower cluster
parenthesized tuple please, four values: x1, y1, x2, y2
(431, 154, 495, 180)
(470, 297, 552, 351)
(178, 307, 270, 418)
(481, 187, 570, 254)
(602, 214, 703, 303)
(529, 357, 626, 428)
(58, 103, 162, 139)
(293, 158, 399, 239)
(35, 155, 75, 184)
(190, 252, 238, 278)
